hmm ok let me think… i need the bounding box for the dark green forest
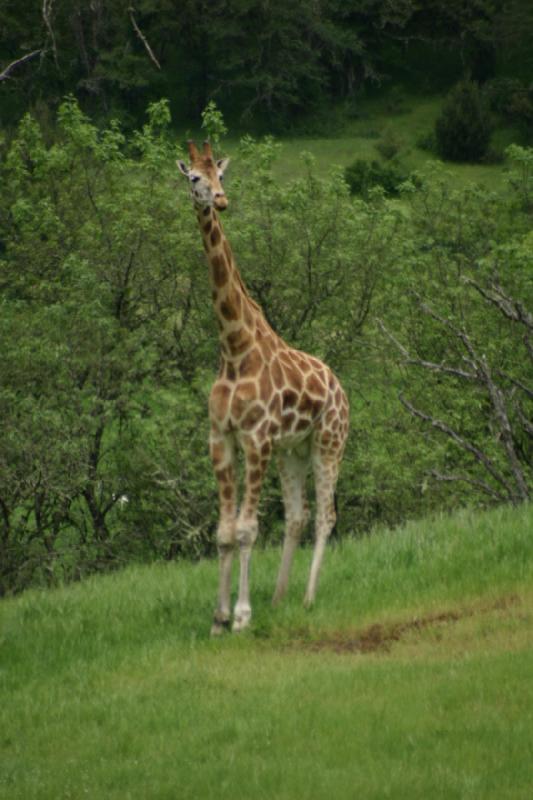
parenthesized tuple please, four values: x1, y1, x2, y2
(1, 1, 532, 594)
(2, 0, 533, 129)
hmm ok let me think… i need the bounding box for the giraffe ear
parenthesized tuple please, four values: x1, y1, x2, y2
(216, 157, 230, 174)
(176, 160, 189, 177)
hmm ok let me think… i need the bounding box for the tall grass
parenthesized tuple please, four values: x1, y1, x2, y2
(1, 503, 532, 799)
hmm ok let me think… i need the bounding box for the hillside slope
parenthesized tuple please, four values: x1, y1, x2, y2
(1, 503, 532, 799)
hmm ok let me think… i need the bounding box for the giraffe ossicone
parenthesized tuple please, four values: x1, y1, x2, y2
(178, 139, 349, 635)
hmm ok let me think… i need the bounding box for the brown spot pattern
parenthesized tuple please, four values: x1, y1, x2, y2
(282, 412, 295, 430)
(306, 373, 326, 397)
(271, 360, 284, 390)
(226, 327, 252, 355)
(220, 299, 238, 321)
(259, 366, 272, 398)
(209, 383, 230, 421)
(282, 389, 299, 409)
(231, 381, 257, 419)
(211, 255, 228, 287)
(239, 348, 262, 378)
(242, 404, 264, 431)
(224, 361, 236, 381)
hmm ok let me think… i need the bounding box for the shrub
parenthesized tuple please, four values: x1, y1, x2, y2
(375, 126, 403, 160)
(485, 77, 525, 115)
(506, 143, 533, 211)
(416, 129, 437, 153)
(435, 79, 492, 162)
(344, 158, 407, 197)
(486, 78, 533, 143)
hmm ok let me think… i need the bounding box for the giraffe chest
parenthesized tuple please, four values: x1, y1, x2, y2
(209, 350, 332, 443)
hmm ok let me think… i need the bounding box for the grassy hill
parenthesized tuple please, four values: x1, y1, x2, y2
(218, 90, 519, 190)
(1, 503, 532, 799)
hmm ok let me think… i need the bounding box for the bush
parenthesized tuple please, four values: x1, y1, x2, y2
(506, 144, 533, 211)
(344, 158, 407, 197)
(435, 79, 492, 162)
(375, 126, 403, 160)
(486, 78, 533, 143)
(416, 129, 437, 153)
(485, 77, 525, 115)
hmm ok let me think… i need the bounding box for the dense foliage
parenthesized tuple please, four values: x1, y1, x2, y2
(435, 79, 492, 162)
(0, 100, 531, 593)
(1, 1, 533, 128)
(344, 158, 407, 197)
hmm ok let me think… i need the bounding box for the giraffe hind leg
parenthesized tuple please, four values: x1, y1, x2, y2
(272, 448, 310, 605)
(304, 444, 342, 608)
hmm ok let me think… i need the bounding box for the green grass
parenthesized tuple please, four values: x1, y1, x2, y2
(2, 503, 533, 799)
(220, 91, 519, 190)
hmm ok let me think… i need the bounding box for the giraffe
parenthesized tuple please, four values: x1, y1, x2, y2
(177, 141, 349, 635)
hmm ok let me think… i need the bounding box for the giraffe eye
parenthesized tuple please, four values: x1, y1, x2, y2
(191, 175, 200, 183)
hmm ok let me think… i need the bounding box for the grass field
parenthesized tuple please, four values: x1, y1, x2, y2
(217, 91, 518, 191)
(2, 503, 532, 799)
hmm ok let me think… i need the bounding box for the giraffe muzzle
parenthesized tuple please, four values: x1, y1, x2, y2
(214, 194, 228, 211)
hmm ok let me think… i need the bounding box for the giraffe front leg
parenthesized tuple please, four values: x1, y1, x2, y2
(210, 428, 237, 637)
(233, 436, 271, 632)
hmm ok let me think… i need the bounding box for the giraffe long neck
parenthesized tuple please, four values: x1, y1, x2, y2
(197, 206, 268, 360)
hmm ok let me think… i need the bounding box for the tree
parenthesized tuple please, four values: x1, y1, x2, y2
(379, 167, 532, 506)
(0, 97, 218, 591)
(435, 79, 492, 162)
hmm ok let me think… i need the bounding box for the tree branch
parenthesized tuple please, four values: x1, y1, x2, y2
(0, 50, 42, 82)
(496, 371, 533, 400)
(129, 6, 161, 70)
(465, 277, 533, 331)
(516, 403, 533, 439)
(399, 393, 517, 501)
(42, 0, 59, 69)
(429, 470, 506, 502)
(475, 354, 530, 502)
(412, 300, 530, 502)
(377, 319, 477, 380)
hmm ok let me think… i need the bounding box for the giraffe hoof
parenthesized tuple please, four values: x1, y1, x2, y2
(210, 618, 231, 637)
(232, 613, 251, 633)
(303, 593, 315, 610)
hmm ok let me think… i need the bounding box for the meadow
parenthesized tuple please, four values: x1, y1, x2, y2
(2, 502, 532, 799)
(218, 91, 517, 189)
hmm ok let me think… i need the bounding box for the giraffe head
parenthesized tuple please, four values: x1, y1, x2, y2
(177, 140, 230, 211)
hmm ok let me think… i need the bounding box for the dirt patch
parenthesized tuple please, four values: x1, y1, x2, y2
(290, 594, 521, 655)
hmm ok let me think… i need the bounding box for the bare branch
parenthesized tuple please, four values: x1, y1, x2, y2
(465, 277, 533, 331)
(377, 319, 477, 380)
(129, 5, 161, 70)
(417, 300, 478, 367)
(516, 404, 533, 439)
(408, 300, 530, 501)
(475, 355, 530, 502)
(496, 370, 533, 400)
(525, 336, 533, 363)
(0, 50, 42, 82)
(42, 0, 59, 69)
(429, 470, 506, 502)
(399, 393, 517, 501)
